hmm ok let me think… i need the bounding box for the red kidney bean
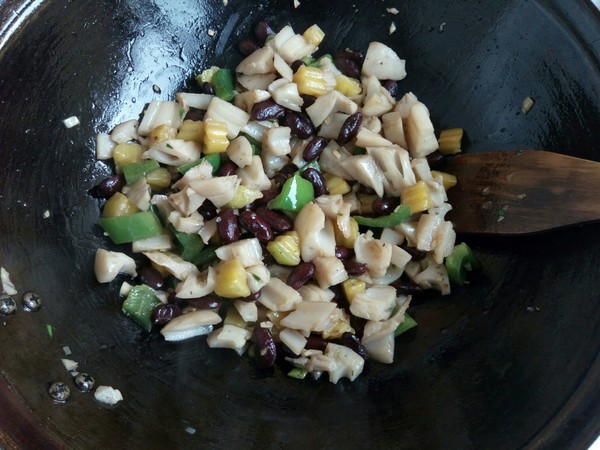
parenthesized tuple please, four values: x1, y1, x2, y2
(89, 174, 125, 199)
(249, 187, 280, 209)
(239, 210, 273, 243)
(286, 262, 315, 290)
(426, 151, 446, 170)
(301, 168, 328, 197)
(255, 207, 293, 232)
(349, 315, 367, 338)
(218, 208, 241, 243)
(341, 332, 369, 360)
(240, 290, 261, 302)
(382, 80, 398, 98)
(372, 197, 400, 217)
(198, 199, 218, 220)
(272, 163, 297, 187)
(335, 246, 354, 260)
(217, 160, 238, 177)
(400, 244, 427, 261)
(302, 136, 327, 162)
(199, 82, 215, 95)
(333, 57, 361, 79)
(254, 21, 274, 44)
(305, 334, 328, 352)
(251, 99, 286, 121)
(291, 59, 304, 73)
(136, 265, 165, 290)
(342, 259, 367, 276)
(238, 39, 260, 56)
(151, 303, 182, 325)
(277, 341, 299, 358)
(389, 279, 424, 296)
(282, 111, 315, 139)
(335, 48, 365, 65)
(185, 295, 223, 309)
(300, 94, 316, 111)
(338, 112, 363, 145)
(184, 107, 205, 121)
(252, 326, 277, 368)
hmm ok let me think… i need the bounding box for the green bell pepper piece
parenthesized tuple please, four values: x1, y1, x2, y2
(394, 314, 417, 337)
(212, 69, 235, 102)
(287, 367, 308, 379)
(168, 225, 207, 266)
(269, 173, 314, 213)
(99, 211, 163, 244)
(445, 242, 480, 286)
(242, 133, 262, 155)
(122, 284, 161, 332)
(177, 153, 221, 175)
(353, 204, 411, 228)
(122, 159, 160, 184)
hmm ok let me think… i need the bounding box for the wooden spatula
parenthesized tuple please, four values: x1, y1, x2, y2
(445, 150, 600, 235)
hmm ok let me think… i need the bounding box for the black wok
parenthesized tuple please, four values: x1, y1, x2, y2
(0, 0, 599, 448)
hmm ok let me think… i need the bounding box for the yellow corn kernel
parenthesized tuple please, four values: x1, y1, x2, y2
(335, 75, 362, 97)
(145, 167, 172, 191)
(323, 173, 351, 195)
(401, 180, 433, 214)
(266, 231, 301, 266)
(195, 65, 221, 85)
(302, 24, 325, 46)
(342, 278, 366, 304)
(214, 259, 251, 298)
(438, 128, 464, 155)
(293, 65, 331, 97)
(113, 143, 144, 168)
(177, 120, 204, 142)
(224, 307, 248, 329)
(150, 124, 178, 145)
(225, 185, 264, 209)
(322, 317, 354, 340)
(203, 121, 230, 154)
(431, 170, 457, 190)
(357, 193, 378, 215)
(102, 192, 139, 218)
(333, 217, 359, 248)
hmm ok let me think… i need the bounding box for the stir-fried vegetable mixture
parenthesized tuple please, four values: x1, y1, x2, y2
(91, 22, 478, 384)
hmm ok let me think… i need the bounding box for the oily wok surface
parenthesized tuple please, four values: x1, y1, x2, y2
(0, 0, 599, 448)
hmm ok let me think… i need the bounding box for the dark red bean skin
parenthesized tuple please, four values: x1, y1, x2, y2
(249, 188, 280, 209)
(282, 111, 315, 139)
(198, 199, 218, 220)
(251, 99, 286, 121)
(286, 262, 315, 290)
(253, 326, 277, 368)
(338, 112, 363, 145)
(341, 332, 369, 360)
(137, 265, 165, 290)
(199, 82, 215, 95)
(349, 315, 368, 338)
(382, 80, 398, 98)
(335, 246, 354, 260)
(240, 290, 261, 302)
(291, 60, 304, 73)
(302, 136, 327, 162)
(255, 207, 293, 233)
(301, 168, 328, 197)
(254, 21, 274, 44)
(389, 279, 424, 296)
(151, 303, 182, 325)
(184, 107, 205, 121)
(342, 259, 367, 276)
(218, 208, 241, 243)
(300, 94, 316, 111)
(217, 160, 238, 177)
(239, 210, 274, 243)
(272, 163, 298, 187)
(185, 295, 223, 310)
(372, 197, 400, 217)
(238, 39, 260, 56)
(335, 48, 365, 65)
(305, 334, 328, 352)
(426, 151, 446, 170)
(334, 57, 361, 79)
(89, 174, 125, 199)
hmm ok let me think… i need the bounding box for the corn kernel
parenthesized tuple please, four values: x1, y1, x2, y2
(203, 120, 230, 154)
(431, 170, 458, 190)
(302, 24, 325, 46)
(293, 65, 331, 97)
(102, 192, 139, 218)
(225, 185, 264, 209)
(150, 124, 178, 145)
(335, 75, 362, 97)
(195, 65, 220, 85)
(177, 120, 204, 142)
(214, 259, 251, 298)
(401, 181, 433, 214)
(322, 317, 354, 339)
(334, 217, 359, 248)
(266, 231, 301, 266)
(342, 278, 366, 304)
(113, 143, 144, 168)
(438, 128, 464, 155)
(323, 173, 351, 195)
(145, 167, 172, 191)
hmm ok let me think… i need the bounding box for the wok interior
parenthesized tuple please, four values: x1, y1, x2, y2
(0, 0, 599, 448)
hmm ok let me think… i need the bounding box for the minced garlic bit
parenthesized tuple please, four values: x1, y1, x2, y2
(152, 84, 161, 94)
(293, 0, 300, 7)
(207, 28, 216, 37)
(222, 0, 228, 5)
(61, 359, 79, 372)
(0, 267, 17, 295)
(94, 385, 123, 405)
(62, 346, 72, 356)
(438, 22, 446, 33)
(521, 96, 535, 114)
(185, 427, 197, 435)
(389, 22, 397, 35)
(43, 209, 50, 218)
(386, 7, 399, 14)
(62, 116, 80, 128)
